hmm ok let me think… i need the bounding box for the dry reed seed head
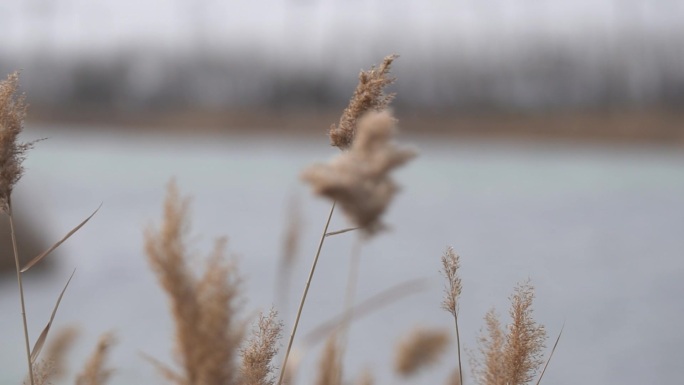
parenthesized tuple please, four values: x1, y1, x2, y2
(394, 327, 450, 377)
(441, 246, 462, 316)
(282, 347, 302, 385)
(503, 281, 546, 385)
(0, 71, 33, 212)
(472, 309, 506, 385)
(44, 325, 80, 381)
(316, 335, 343, 385)
(145, 181, 245, 385)
(241, 308, 283, 385)
(303, 110, 416, 236)
(25, 360, 56, 385)
(329, 54, 398, 149)
(75, 332, 117, 385)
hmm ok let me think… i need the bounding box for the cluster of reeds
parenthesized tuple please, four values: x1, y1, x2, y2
(1, 72, 115, 385)
(2, 55, 559, 385)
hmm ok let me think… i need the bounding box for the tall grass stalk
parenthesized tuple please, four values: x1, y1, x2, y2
(276, 201, 336, 385)
(8, 199, 35, 385)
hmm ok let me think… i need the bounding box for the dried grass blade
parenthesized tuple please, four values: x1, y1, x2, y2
(535, 323, 564, 385)
(22, 204, 102, 272)
(141, 352, 185, 384)
(325, 227, 358, 237)
(30, 269, 76, 363)
(303, 278, 429, 346)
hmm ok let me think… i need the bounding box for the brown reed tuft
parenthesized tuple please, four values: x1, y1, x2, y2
(502, 281, 546, 385)
(316, 335, 342, 385)
(24, 360, 55, 385)
(394, 327, 450, 376)
(75, 332, 116, 385)
(44, 325, 79, 381)
(472, 309, 506, 385)
(241, 308, 283, 385)
(145, 181, 243, 385)
(472, 282, 546, 385)
(303, 110, 416, 235)
(0, 72, 34, 213)
(441, 247, 462, 316)
(329, 55, 398, 149)
(440, 246, 463, 385)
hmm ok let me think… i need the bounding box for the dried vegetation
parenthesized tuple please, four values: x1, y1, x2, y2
(2, 54, 558, 385)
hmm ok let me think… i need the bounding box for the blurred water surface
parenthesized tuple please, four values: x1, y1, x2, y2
(0, 127, 683, 385)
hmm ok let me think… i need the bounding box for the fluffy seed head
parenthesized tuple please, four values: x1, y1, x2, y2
(394, 327, 450, 376)
(0, 71, 33, 212)
(303, 110, 416, 236)
(241, 308, 283, 385)
(441, 246, 462, 316)
(329, 55, 398, 149)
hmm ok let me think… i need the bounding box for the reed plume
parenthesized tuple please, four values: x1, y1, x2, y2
(472, 282, 547, 385)
(394, 327, 450, 376)
(0, 72, 34, 213)
(24, 360, 54, 385)
(2, 71, 39, 385)
(472, 310, 507, 385)
(145, 181, 243, 385)
(502, 281, 546, 385)
(278, 54, 404, 385)
(329, 55, 398, 149)
(303, 110, 416, 235)
(315, 335, 342, 385)
(44, 326, 79, 381)
(75, 332, 116, 385)
(241, 309, 283, 385)
(440, 246, 463, 385)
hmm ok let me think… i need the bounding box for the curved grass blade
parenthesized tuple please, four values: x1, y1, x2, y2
(303, 278, 429, 346)
(535, 322, 564, 385)
(22, 203, 102, 273)
(30, 269, 76, 363)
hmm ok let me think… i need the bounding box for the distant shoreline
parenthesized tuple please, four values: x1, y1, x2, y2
(26, 108, 684, 146)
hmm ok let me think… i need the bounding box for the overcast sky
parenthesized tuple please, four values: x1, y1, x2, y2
(1, 0, 682, 54)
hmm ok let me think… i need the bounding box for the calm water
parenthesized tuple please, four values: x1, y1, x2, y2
(1, 127, 683, 385)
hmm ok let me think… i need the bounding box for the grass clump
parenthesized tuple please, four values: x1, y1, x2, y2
(2, 54, 560, 385)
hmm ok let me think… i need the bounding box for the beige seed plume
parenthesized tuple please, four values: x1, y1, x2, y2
(302, 110, 416, 235)
(472, 282, 547, 385)
(24, 360, 55, 385)
(329, 55, 398, 149)
(145, 181, 244, 385)
(44, 325, 80, 381)
(441, 246, 462, 316)
(472, 309, 506, 385)
(0, 72, 34, 213)
(394, 327, 450, 376)
(503, 281, 546, 385)
(75, 332, 117, 385)
(316, 335, 342, 385)
(241, 308, 283, 385)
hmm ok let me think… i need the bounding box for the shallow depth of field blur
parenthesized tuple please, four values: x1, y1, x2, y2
(1, 1, 683, 384)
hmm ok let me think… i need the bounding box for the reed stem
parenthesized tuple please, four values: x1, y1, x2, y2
(277, 201, 336, 385)
(454, 315, 463, 385)
(9, 200, 35, 385)
(335, 237, 362, 379)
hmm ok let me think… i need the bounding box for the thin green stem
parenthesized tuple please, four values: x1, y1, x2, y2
(9, 200, 35, 385)
(276, 201, 336, 385)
